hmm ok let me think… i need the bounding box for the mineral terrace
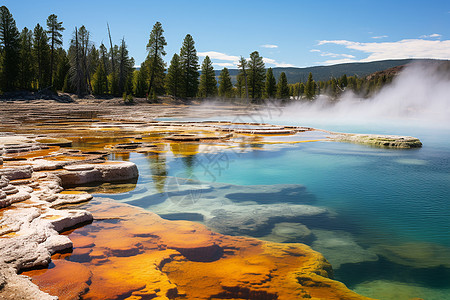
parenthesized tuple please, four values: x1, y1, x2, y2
(0, 101, 420, 299)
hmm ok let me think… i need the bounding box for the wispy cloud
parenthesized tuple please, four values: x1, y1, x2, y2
(371, 35, 388, 39)
(261, 44, 278, 49)
(310, 49, 355, 59)
(197, 51, 239, 62)
(214, 62, 234, 67)
(317, 38, 450, 64)
(420, 33, 442, 38)
(263, 57, 294, 67)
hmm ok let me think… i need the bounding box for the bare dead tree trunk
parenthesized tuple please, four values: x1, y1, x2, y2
(107, 23, 115, 72)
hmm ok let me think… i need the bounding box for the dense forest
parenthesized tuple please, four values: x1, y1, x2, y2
(0, 6, 423, 102)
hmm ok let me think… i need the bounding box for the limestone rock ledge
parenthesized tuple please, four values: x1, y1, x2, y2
(333, 133, 422, 148)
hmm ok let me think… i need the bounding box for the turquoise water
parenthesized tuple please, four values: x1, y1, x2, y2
(97, 118, 449, 300)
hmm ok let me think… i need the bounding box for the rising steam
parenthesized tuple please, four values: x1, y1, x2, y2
(277, 62, 450, 129)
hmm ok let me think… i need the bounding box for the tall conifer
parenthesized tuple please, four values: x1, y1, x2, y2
(247, 51, 265, 101)
(146, 22, 166, 98)
(179, 34, 199, 98)
(0, 6, 20, 91)
(265, 67, 276, 98)
(46, 14, 64, 86)
(218, 67, 233, 98)
(165, 53, 183, 97)
(198, 56, 217, 98)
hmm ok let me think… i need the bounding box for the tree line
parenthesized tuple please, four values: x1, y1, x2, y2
(0, 5, 395, 101)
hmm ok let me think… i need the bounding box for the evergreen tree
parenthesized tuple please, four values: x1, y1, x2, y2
(99, 43, 109, 92)
(304, 72, 315, 99)
(92, 62, 108, 95)
(276, 72, 289, 99)
(146, 21, 167, 98)
(0, 6, 20, 91)
(265, 67, 276, 98)
(247, 51, 265, 101)
(235, 72, 244, 98)
(198, 56, 217, 98)
(68, 26, 91, 97)
(237, 56, 248, 99)
(46, 14, 64, 86)
(18, 27, 33, 90)
(118, 38, 134, 94)
(218, 67, 233, 98)
(179, 34, 199, 98)
(33, 23, 51, 89)
(164, 53, 183, 97)
(133, 61, 147, 97)
(54, 48, 69, 91)
(339, 74, 348, 89)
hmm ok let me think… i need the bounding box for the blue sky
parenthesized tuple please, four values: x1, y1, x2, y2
(3, 0, 450, 69)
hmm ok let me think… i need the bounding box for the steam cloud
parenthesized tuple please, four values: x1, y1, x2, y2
(277, 62, 450, 129)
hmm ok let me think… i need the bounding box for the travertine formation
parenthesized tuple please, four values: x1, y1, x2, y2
(0, 101, 421, 299)
(0, 140, 139, 299)
(333, 133, 422, 148)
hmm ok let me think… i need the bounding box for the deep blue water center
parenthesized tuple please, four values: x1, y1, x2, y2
(100, 118, 450, 300)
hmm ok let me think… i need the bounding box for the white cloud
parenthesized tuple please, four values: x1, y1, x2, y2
(197, 51, 239, 62)
(317, 38, 450, 63)
(263, 57, 294, 67)
(214, 62, 235, 67)
(420, 33, 442, 38)
(198, 50, 294, 68)
(261, 44, 278, 49)
(371, 35, 388, 39)
(310, 49, 355, 59)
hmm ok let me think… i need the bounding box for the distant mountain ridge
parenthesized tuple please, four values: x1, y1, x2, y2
(215, 59, 442, 84)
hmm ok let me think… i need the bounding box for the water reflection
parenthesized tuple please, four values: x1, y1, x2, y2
(147, 152, 168, 194)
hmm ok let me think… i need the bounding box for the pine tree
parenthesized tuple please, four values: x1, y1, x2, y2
(265, 67, 276, 98)
(165, 53, 183, 97)
(92, 62, 108, 95)
(339, 74, 348, 89)
(118, 38, 134, 94)
(0, 6, 20, 91)
(179, 34, 199, 98)
(218, 67, 232, 98)
(68, 26, 91, 97)
(305, 72, 315, 100)
(54, 48, 69, 91)
(18, 27, 33, 90)
(237, 56, 248, 99)
(33, 23, 51, 90)
(87, 45, 99, 78)
(132, 61, 147, 97)
(46, 14, 64, 86)
(247, 51, 265, 101)
(235, 73, 244, 98)
(198, 56, 217, 98)
(98, 43, 109, 92)
(146, 21, 167, 98)
(276, 72, 289, 99)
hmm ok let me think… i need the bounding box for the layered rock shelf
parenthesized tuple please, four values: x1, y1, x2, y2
(332, 133, 423, 148)
(0, 139, 374, 300)
(0, 101, 421, 299)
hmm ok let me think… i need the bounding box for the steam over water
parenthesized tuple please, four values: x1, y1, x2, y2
(277, 62, 450, 129)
